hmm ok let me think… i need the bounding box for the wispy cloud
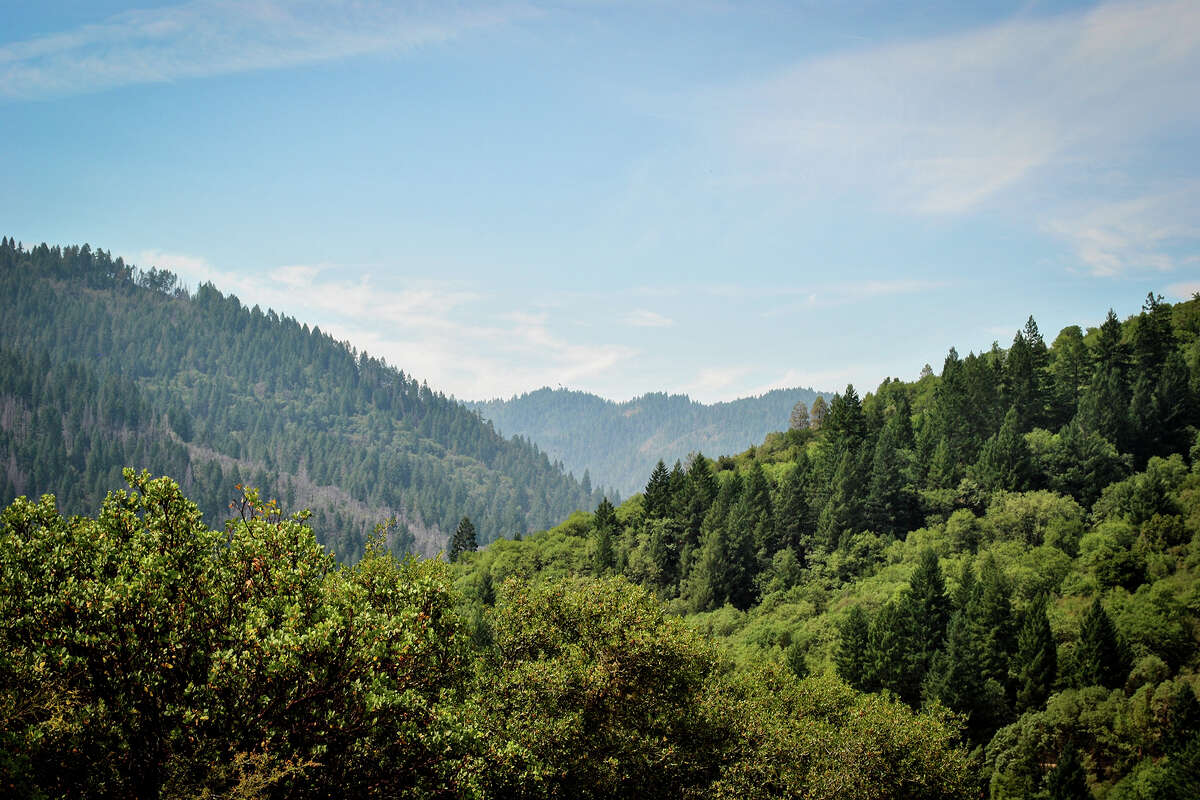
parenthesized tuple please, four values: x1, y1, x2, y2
(0, 0, 527, 99)
(622, 308, 675, 328)
(135, 248, 636, 400)
(695, 0, 1200, 274)
(685, 367, 753, 397)
(1167, 281, 1200, 300)
(1044, 183, 1200, 276)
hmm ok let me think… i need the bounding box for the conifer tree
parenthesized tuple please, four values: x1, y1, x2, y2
(1075, 597, 1129, 689)
(836, 605, 873, 691)
(683, 474, 740, 612)
(898, 549, 951, 698)
(773, 460, 811, 563)
(1049, 325, 1090, 426)
(971, 555, 1018, 695)
(679, 454, 717, 576)
(1046, 740, 1091, 800)
(868, 603, 914, 701)
(973, 406, 1034, 491)
(643, 460, 671, 519)
(809, 395, 828, 429)
(741, 461, 774, 556)
(789, 400, 810, 430)
(449, 516, 477, 562)
(1078, 310, 1132, 452)
(1014, 594, 1057, 713)
(593, 498, 617, 573)
(818, 450, 864, 550)
(865, 414, 917, 535)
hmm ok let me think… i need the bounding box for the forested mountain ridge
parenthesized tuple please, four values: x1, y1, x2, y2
(452, 294, 1200, 798)
(469, 385, 825, 496)
(0, 237, 602, 559)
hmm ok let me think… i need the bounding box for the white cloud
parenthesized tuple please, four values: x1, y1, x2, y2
(685, 367, 752, 398)
(1044, 183, 1200, 276)
(696, 0, 1200, 273)
(1166, 281, 1200, 300)
(0, 0, 527, 99)
(622, 308, 675, 328)
(132, 247, 637, 400)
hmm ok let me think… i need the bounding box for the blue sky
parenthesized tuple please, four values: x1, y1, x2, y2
(3, 0, 1198, 402)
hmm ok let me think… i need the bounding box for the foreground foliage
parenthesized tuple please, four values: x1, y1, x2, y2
(0, 472, 971, 799)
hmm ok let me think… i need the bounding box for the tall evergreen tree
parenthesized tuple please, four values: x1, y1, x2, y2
(836, 605, 874, 692)
(449, 516, 477, 562)
(1075, 597, 1129, 689)
(1078, 309, 1132, 452)
(592, 498, 617, 573)
(1046, 740, 1091, 800)
(1049, 325, 1090, 427)
(643, 460, 672, 519)
(897, 549, 951, 700)
(1014, 594, 1058, 713)
(973, 406, 1034, 491)
(865, 413, 917, 535)
(773, 460, 811, 563)
(818, 450, 865, 550)
(789, 401, 810, 430)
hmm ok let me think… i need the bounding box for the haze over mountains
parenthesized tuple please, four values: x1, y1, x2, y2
(469, 387, 825, 497)
(0, 238, 607, 559)
(0, 236, 822, 555)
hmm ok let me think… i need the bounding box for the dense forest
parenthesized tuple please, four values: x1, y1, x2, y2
(1, 472, 971, 798)
(469, 385, 824, 497)
(451, 294, 1200, 798)
(0, 238, 605, 559)
(5, 236, 1200, 796)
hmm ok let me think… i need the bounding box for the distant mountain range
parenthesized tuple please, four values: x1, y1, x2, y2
(468, 387, 826, 497)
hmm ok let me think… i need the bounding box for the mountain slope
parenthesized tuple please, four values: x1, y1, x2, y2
(0, 238, 601, 559)
(451, 294, 1200, 796)
(469, 386, 825, 496)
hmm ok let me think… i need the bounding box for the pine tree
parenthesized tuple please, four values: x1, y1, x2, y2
(836, 605, 873, 691)
(683, 474, 740, 612)
(789, 400, 810, 430)
(865, 414, 917, 535)
(898, 548, 951, 700)
(449, 516, 477, 562)
(868, 603, 913, 700)
(809, 395, 828, 429)
(1049, 325, 1090, 426)
(643, 460, 671, 519)
(1014, 594, 1057, 713)
(1078, 310, 1132, 452)
(741, 461, 774, 556)
(1046, 740, 1091, 800)
(1075, 597, 1129, 689)
(818, 450, 864, 549)
(971, 555, 1018, 694)
(593, 498, 617, 573)
(773, 460, 811, 563)
(973, 406, 1033, 491)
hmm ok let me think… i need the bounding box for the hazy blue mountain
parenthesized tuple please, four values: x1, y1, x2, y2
(468, 386, 826, 496)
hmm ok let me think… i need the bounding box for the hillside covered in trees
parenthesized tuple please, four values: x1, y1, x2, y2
(451, 294, 1200, 798)
(0, 238, 604, 559)
(2, 471, 973, 798)
(469, 386, 824, 497)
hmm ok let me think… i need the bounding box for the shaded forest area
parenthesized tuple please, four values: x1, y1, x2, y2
(453, 294, 1200, 798)
(0, 238, 604, 560)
